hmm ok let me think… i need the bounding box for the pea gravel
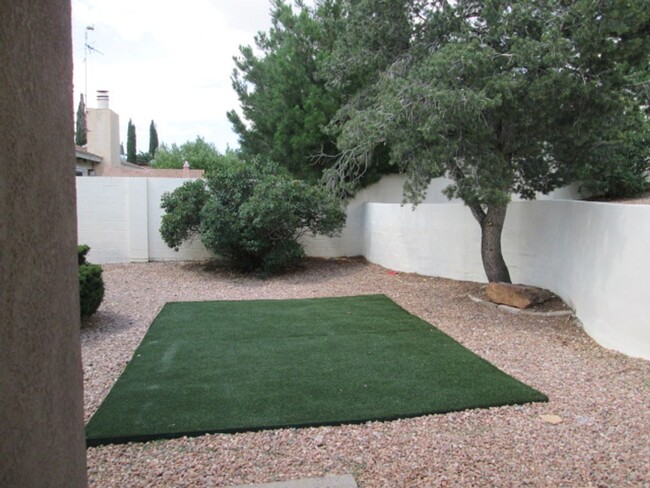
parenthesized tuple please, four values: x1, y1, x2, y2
(82, 259, 650, 488)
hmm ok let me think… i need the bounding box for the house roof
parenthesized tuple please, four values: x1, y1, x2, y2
(101, 165, 205, 178)
(75, 145, 103, 163)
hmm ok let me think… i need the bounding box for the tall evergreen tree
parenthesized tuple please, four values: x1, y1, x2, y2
(227, 0, 346, 181)
(75, 94, 87, 146)
(149, 120, 159, 158)
(127, 119, 137, 163)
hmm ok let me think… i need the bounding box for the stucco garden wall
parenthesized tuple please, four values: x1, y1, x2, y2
(323, 200, 649, 360)
(77, 177, 213, 263)
(505, 201, 650, 361)
(76, 176, 649, 360)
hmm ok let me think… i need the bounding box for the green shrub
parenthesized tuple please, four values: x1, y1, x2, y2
(78, 245, 104, 318)
(160, 158, 346, 275)
(78, 244, 91, 265)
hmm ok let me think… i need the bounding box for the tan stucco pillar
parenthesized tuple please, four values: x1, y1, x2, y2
(0, 1, 88, 486)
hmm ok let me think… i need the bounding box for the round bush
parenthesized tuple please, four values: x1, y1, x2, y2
(160, 158, 346, 275)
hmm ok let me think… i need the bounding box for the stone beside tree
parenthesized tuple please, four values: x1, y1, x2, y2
(486, 283, 555, 310)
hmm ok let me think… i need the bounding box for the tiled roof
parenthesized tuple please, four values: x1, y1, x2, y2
(101, 166, 205, 178)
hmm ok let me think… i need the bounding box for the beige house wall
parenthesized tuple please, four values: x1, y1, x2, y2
(0, 1, 87, 486)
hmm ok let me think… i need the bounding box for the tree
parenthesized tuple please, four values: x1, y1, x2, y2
(152, 136, 233, 171)
(136, 151, 152, 165)
(575, 104, 650, 198)
(324, 0, 650, 283)
(75, 94, 87, 146)
(160, 158, 346, 274)
(227, 0, 346, 181)
(126, 119, 136, 163)
(149, 120, 159, 158)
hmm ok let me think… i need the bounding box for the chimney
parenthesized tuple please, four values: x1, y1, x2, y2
(183, 160, 190, 178)
(86, 90, 120, 172)
(96, 90, 109, 109)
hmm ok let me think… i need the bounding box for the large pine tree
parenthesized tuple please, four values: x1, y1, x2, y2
(325, 0, 650, 283)
(227, 0, 345, 181)
(75, 94, 87, 146)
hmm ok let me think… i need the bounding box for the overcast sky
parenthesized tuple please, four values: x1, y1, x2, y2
(72, 0, 313, 152)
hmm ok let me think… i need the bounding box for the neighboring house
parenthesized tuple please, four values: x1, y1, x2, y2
(75, 146, 102, 176)
(102, 160, 204, 178)
(82, 90, 204, 178)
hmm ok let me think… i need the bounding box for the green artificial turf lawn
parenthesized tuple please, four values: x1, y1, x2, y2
(86, 295, 547, 446)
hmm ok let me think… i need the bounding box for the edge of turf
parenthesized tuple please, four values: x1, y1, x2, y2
(86, 294, 548, 447)
(86, 396, 546, 447)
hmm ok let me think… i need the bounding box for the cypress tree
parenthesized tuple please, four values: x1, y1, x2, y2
(127, 119, 136, 163)
(75, 94, 87, 146)
(149, 120, 159, 157)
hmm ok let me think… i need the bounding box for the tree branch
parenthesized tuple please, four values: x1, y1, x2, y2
(448, 159, 486, 224)
(317, 147, 373, 199)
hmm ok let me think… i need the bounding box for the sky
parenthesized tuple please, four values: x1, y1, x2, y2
(72, 0, 313, 152)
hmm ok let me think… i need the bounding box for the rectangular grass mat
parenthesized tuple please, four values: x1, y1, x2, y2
(86, 295, 547, 446)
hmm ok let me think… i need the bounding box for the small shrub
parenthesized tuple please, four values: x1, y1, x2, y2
(78, 244, 91, 265)
(160, 158, 346, 275)
(78, 245, 104, 318)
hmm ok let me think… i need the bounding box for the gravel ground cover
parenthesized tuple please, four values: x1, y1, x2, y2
(82, 259, 650, 487)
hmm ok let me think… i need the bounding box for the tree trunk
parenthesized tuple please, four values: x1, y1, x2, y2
(468, 202, 512, 283)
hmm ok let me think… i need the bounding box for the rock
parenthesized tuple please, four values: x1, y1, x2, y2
(486, 282, 554, 309)
(540, 414, 563, 425)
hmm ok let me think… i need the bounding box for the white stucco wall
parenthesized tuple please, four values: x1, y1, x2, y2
(338, 173, 584, 205)
(359, 203, 485, 281)
(322, 199, 649, 360)
(504, 201, 650, 360)
(76, 177, 213, 263)
(77, 177, 131, 263)
(76, 175, 649, 360)
(146, 178, 214, 261)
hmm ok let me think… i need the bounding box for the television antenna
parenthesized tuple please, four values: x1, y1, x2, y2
(84, 25, 103, 109)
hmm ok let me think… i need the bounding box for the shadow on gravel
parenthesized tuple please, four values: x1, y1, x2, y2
(179, 257, 372, 286)
(81, 310, 139, 340)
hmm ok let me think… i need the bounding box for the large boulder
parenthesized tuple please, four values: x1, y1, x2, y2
(486, 283, 554, 309)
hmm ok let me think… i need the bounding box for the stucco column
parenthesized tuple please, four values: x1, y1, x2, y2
(0, 1, 88, 486)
